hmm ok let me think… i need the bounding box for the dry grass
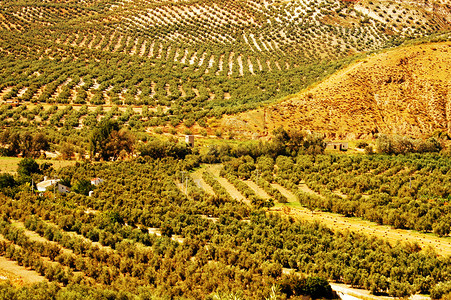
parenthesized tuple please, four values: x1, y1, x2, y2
(245, 180, 270, 199)
(190, 167, 216, 196)
(0, 157, 75, 174)
(206, 164, 248, 203)
(222, 41, 451, 139)
(0, 255, 46, 286)
(271, 183, 297, 202)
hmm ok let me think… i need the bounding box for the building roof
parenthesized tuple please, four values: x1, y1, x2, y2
(91, 178, 104, 185)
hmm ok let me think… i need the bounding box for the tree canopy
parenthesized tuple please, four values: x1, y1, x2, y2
(89, 120, 134, 161)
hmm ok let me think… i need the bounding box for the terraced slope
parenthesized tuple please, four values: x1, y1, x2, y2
(0, 0, 449, 129)
(222, 41, 451, 139)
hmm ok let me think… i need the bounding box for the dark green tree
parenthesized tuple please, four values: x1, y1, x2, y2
(72, 179, 94, 196)
(89, 120, 135, 161)
(17, 158, 40, 177)
(0, 174, 16, 189)
(305, 276, 334, 299)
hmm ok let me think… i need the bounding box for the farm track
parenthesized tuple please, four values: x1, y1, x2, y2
(245, 180, 270, 199)
(11, 221, 75, 256)
(0, 231, 64, 279)
(300, 182, 324, 196)
(330, 283, 403, 300)
(190, 168, 216, 196)
(206, 165, 248, 204)
(271, 183, 297, 202)
(277, 178, 451, 256)
(1, 1, 451, 294)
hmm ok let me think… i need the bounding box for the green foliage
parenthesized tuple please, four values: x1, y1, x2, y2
(355, 141, 369, 149)
(431, 281, 451, 299)
(89, 120, 134, 161)
(279, 274, 334, 299)
(60, 143, 75, 160)
(272, 127, 326, 156)
(305, 277, 335, 299)
(0, 174, 15, 189)
(72, 179, 94, 196)
(202, 171, 233, 202)
(0, 0, 448, 297)
(275, 153, 451, 234)
(0, 156, 449, 298)
(0, 130, 49, 158)
(138, 138, 191, 159)
(251, 196, 274, 209)
(0, 173, 17, 197)
(376, 134, 442, 154)
(17, 157, 40, 177)
(89, 119, 119, 159)
(254, 177, 288, 203)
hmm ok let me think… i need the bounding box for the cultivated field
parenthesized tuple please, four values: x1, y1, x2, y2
(0, 154, 450, 298)
(0, 255, 46, 286)
(0, 0, 449, 135)
(1, 0, 451, 298)
(191, 163, 451, 256)
(0, 157, 75, 174)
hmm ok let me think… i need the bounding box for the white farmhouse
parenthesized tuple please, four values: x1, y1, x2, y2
(36, 179, 70, 193)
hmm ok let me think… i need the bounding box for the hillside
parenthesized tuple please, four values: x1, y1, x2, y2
(1, 1, 451, 298)
(0, 0, 450, 133)
(222, 41, 451, 139)
(2, 153, 451, 298)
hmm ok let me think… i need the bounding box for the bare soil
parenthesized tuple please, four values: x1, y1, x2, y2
(245, 180, 270, 199)
(0, 255, 46, 286)
(271, 183, 297, 202)
(190, 168, 216, 196)
(273, 204, 451, 256)
(222, 42, 451, 139)
(206, 165, 248, 203)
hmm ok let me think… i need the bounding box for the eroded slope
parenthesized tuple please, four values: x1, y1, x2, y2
(223, 41, 451, 139)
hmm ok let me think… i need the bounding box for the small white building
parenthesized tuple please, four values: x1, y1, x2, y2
(185, 135, 195, 147)
(36, 179, 70, 193)
(91, 178, 104, 186)
(325, 142, 349, 151)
